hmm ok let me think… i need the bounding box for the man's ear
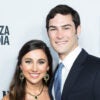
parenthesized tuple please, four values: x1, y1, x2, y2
(77, 25, 81, 36)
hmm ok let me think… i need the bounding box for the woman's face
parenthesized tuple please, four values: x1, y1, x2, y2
(20, 49, 49, 85)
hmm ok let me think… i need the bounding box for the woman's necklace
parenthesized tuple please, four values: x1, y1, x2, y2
(26, 84, 44, 100)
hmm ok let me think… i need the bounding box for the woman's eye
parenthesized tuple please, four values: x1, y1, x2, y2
(25, 60, 31, 64)
(39, 61, 45, 64)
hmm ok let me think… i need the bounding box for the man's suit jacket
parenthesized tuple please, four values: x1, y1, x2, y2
(49, 49, 100, 100)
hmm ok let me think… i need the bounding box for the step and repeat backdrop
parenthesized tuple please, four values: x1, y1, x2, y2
(0, 0, 100, 99)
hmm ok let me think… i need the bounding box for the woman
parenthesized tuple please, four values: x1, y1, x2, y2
(2, 39, 53, 100)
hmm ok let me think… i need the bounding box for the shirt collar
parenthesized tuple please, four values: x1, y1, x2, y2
(59, 46, 82, 70)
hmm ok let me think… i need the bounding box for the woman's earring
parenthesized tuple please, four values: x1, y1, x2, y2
(19, 72, 24, 82)
(44, 73, 49, 83)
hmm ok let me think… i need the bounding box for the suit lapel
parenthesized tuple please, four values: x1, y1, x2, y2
(62, 49, 88, 99)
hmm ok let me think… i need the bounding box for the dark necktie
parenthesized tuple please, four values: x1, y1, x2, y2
(54, 63, 64, 100)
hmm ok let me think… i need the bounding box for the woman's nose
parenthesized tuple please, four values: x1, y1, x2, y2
(32, 64, 38, 72)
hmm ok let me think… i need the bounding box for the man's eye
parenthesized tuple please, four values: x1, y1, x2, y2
(49, 28, 56, 31)
(64, 27, 69, 30)
(64, 27, 70, 30)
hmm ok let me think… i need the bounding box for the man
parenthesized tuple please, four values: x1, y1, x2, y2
(46, 4, 100, 100)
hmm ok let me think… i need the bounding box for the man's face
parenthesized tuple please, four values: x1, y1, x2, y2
(48, 14, 81, 60)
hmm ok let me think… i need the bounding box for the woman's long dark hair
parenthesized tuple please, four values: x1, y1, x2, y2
(9, 39, 53, 100)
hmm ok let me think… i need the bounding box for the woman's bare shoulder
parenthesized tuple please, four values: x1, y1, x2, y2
(2, 95, 9, 100)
